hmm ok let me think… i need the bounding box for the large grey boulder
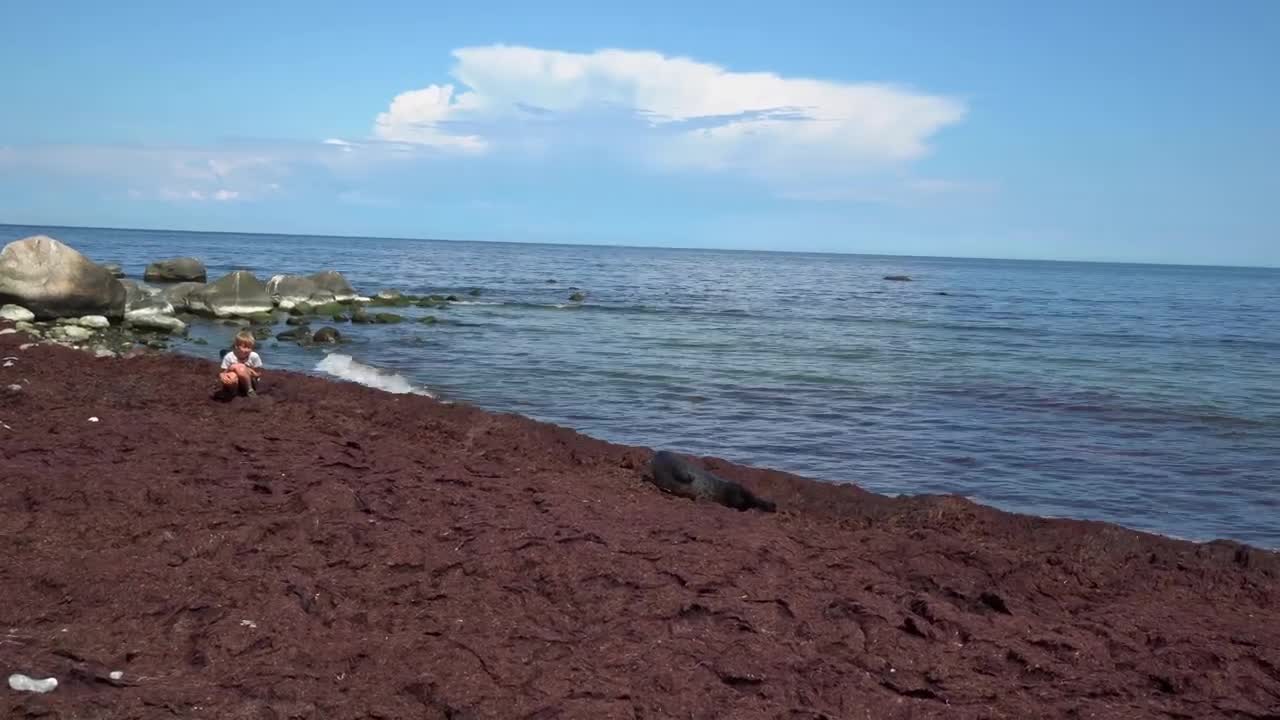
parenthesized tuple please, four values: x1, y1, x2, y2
(0, 236, 127, 319)
(118, 279, 163, 310)
(160, 281, 206, 312)
(188, 270, 273, 318)
(266, 274, 337, 307)
(308, 270, 358, 303)
(127, 294, 175, 316)
(144, 257, 206, 283)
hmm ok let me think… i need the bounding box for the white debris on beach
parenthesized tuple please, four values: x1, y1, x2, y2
(8, 673, 58, 693)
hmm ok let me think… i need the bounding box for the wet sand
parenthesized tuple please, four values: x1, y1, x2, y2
(1, 325, 1277, 719)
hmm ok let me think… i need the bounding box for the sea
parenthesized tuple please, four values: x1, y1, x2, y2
(4, 224, 1278, 549)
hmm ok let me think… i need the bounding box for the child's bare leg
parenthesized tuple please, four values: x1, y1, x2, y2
(232, 364, 256, 394)
(219, 370, 239, 391)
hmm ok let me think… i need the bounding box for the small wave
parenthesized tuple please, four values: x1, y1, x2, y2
(448, 300, 506, 306)
(315, 353, 434, 396)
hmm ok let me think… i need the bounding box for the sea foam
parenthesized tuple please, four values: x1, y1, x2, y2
(315, 353, 433, 396)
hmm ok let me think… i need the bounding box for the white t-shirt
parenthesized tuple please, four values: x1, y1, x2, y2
(221, 350, 263, 370)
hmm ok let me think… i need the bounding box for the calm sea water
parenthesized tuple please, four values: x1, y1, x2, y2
(5, 224, 1278, 548)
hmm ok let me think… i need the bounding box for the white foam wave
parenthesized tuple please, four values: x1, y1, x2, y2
(315, 353, 434, 396)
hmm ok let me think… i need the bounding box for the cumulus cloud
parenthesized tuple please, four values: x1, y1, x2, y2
(372, 45, 966, 181)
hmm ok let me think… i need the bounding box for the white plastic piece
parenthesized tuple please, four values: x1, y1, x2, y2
(8, 673, 58, 693)
(108, 671, 123, 681)
(88, 416, 100, 423)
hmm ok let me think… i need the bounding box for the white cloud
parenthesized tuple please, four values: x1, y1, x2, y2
(372, 45, 966, 181)
(781, 178, 998, 206)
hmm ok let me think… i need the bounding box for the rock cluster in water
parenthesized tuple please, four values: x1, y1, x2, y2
(0, 234, 460, 357)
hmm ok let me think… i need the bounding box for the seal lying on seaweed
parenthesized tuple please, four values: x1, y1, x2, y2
(648, 451, 777, 513)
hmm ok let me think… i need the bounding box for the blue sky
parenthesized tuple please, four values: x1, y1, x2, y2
(1, 1, 1277, 266)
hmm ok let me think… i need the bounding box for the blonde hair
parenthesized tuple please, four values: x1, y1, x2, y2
(233, 330, 256, 348)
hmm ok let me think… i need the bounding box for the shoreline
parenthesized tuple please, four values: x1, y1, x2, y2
(7, 222, 1278, 270)
(2, 324, 1278, 719)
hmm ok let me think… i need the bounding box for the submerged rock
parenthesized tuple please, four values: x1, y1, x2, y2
(144, 257, 206, 283)
(569, 291, 586, 302)
(374, 313, 403, 324)
(312, 327, 342, 343)
(285, 316, 309, 326)
(418, 315, 438, 324)
(0, 236, 127, 319)
(883, 275, 913, 282)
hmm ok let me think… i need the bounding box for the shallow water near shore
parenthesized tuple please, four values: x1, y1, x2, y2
(5, 223, 1278, 547)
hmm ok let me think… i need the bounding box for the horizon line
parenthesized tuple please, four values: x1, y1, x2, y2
(0, 221, 1274, 271)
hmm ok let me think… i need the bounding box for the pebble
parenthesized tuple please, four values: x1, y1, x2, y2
(8, 673, 58, 693)
(108, 671, 123, 681)
(88, 417, 100, 423)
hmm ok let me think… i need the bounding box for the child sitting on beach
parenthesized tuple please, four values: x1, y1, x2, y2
(219, 330, 264, 397)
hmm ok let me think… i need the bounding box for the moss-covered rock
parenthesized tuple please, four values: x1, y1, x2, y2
(350, 307, 371, 324)
(289, 301, 313, 316)
(285, 316, 310, 326)
(313, 301, 344, 316)
(252, 326, 272, 340)
(569, 291, 585, 302)
(248, 312, 276, 325)
(313, 327, 342, 343)
(374, 312, 403, 324)
(418, 315, 439, 324)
